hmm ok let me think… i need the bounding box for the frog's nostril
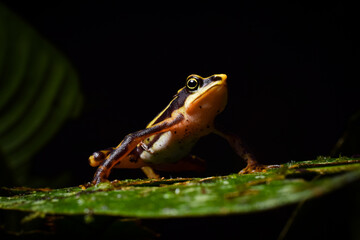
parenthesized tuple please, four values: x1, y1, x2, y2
(212, 74, 227, 82)
(217, 74, 227, 81)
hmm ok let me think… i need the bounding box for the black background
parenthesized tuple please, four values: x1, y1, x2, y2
(2, 1, 359, 185)
(1, 2, 360, 239)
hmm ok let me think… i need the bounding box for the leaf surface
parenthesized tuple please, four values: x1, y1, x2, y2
(1, 157, 359, 218)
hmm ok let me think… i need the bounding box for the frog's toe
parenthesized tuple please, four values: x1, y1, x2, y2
(238, 165, 263, 174)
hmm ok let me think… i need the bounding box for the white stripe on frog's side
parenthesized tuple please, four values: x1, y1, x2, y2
(151, 131, 172, 152)
(140, 130, 198, 165)
(140, 131, 173, 161)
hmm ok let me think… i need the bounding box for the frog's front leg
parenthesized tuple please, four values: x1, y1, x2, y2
(92, 115, 184, 184)
(214, 127, 279, 174)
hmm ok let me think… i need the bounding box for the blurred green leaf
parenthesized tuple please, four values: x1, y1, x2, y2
(0, 3, 82, 184)
(1, 157, 359, 218)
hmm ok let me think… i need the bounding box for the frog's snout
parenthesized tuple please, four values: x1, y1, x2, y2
(217, 74, 227, 81)
(212, 74, 227, 85)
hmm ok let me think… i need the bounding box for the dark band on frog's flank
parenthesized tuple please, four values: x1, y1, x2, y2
(151, 89, 189, 125)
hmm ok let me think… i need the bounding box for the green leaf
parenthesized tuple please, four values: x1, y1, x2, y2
(1, 157, 359, 218)
(0, 3, 82, 184)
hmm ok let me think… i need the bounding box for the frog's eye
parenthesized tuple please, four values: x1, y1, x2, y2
(186, 78, 200, 91)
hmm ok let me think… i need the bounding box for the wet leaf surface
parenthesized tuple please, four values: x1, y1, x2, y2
(1, 157, 360, 218)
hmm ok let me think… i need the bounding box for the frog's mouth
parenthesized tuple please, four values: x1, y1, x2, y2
(195, 81, 227, 103)
(199, 75, 227, 98)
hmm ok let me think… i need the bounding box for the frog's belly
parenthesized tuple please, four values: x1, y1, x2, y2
(139, 131, 198, 165)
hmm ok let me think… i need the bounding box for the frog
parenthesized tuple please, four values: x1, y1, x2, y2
(90, 74, 276, 184)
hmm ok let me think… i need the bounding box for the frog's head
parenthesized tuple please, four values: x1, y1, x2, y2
(183, 74, 228, 117)
(146, 74, 228, 128)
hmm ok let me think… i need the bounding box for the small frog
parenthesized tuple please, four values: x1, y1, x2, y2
(90, 74, 275, 184)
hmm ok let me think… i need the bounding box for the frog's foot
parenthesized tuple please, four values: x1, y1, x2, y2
(238, 163, 280, 174)
(82, 178, 111, 188)
(92, 167, 108, 184)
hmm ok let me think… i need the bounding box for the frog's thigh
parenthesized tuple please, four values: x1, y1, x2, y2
(152, 155, 206, 172)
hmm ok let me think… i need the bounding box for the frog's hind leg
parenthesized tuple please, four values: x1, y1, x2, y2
(214, 127, 280, 174)
(139, 156, 206, 179)
(152, 155, 207, 173)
